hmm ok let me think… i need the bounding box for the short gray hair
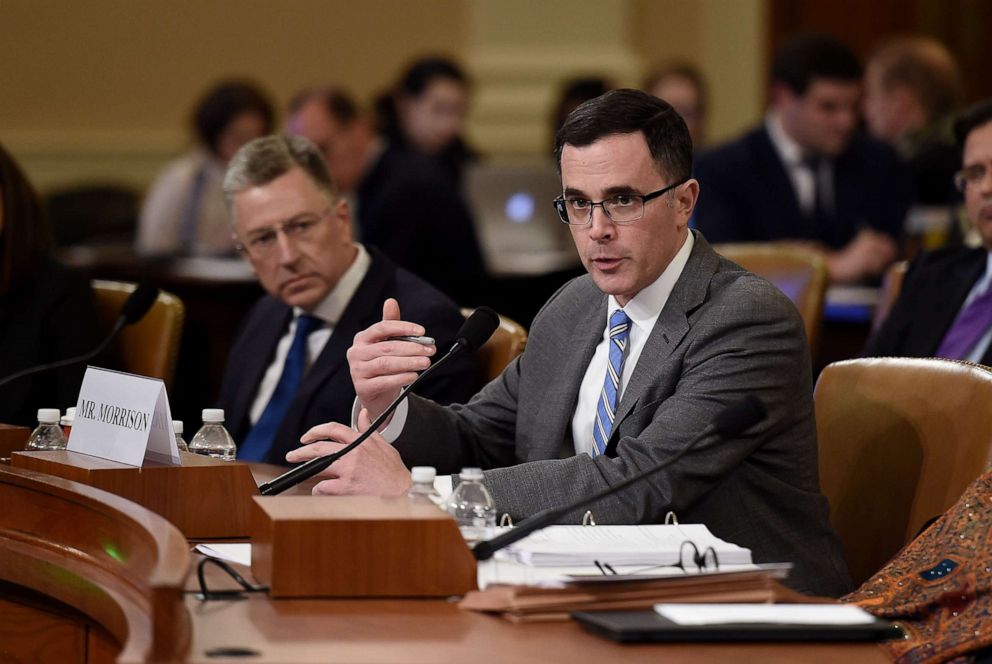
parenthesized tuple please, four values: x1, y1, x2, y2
(223, 134, 335, 217)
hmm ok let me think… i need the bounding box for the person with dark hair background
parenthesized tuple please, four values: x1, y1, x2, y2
(137, 79, 274, 256)
(694, 34, 912, 284)
(865, 99, 992, 363)
(550, 77, 613, 144)
(374, 56, 476, 185)
(0, 143, 102, 426)
(289, 89, 851, 598)
(645, 62, 709, 147)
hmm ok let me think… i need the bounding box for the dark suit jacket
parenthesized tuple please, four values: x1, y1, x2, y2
(693, 126, 911, 249)
(395, 233, 851, 597)
(864, 247, 992, 363)
(357, 144, 486, 307)
(217, 247, 483, 466)
(0, 258, 103, 426)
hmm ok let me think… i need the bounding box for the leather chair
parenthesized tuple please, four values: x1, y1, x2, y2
(461, 308, 528, 381)
(870, 260, 908, 333)
(713, 243, 828, 352)
(815, 357, 992, 585)
(91, 280, 185, 389)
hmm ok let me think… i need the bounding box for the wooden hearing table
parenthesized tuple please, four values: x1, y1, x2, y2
(0, 462, 890, 663)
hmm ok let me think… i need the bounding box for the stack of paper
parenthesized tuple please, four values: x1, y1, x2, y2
(497, 524, 752, 567)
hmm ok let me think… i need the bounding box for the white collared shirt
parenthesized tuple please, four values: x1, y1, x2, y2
(765, 113, 834, 216)
(570, 231, 695, 457)
(248, 244, 371, 424)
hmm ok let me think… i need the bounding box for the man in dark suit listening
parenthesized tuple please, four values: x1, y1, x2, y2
(694, 34, 912, 284)
(216, 135, 481, 465)
(865, 100, 992, 363)
(289, 90, 851, 597)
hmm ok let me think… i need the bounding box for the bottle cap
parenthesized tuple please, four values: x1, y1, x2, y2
(201, 408, 225, 423)
(173, 420, 184, 434)
(60, 407, 76, 426)
(459, 467, 483, 481)
(37, 408, 60, 424)
(411, 466, 437, 483)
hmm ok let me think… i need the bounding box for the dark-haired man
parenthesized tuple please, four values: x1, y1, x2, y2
(865, 100, 992, 363)
(694, 35, 912, 283)
(291, 89, 851, 597)
(286, 88, 485, 306)
(216, 134, 481, 465)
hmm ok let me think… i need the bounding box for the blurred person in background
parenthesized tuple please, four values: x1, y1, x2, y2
(864, 36, 964, 247)
(864, 100, 992, 364)
(287, 88, 485, 306)
(0, 144, 102, 426)
(137, 79, 274, 257)
(694, 34, 912, 284)
(645, 62, 709, 147)
(550, 77, 613, 144)
(375, 56, 476, 186)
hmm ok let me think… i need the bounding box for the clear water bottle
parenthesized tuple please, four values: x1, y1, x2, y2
(60, 407, 76, 440)
(407, 466, 442, 506)
(172, 420, 189, 453)
(188, 409, 236, 460)
(447, 467, 496, 542)
(26, 409, 67, 451)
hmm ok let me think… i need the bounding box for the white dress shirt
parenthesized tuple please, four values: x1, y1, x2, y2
(248, 244, 371, 424)
(765, 113, 834, 216)
(570, 231, 694, 456)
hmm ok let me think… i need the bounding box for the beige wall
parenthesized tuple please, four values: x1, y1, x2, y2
(1, 0, 765, 192)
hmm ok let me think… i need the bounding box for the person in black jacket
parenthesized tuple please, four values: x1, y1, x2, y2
(0, 143, 102, 426)
(865, 100, 992, 363)
(217, 135, 482, 465)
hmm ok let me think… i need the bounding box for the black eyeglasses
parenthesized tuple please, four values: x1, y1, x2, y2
(594, 540, 720, 576)
(553, 180, 687, 226)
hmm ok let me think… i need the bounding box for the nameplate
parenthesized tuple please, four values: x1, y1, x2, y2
(68, 367, 179, 467)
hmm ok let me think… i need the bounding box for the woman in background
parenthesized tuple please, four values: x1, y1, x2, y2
(375, 57, 476, 185)
(0, 144, 102, 426)
(136, 79, 273, 257)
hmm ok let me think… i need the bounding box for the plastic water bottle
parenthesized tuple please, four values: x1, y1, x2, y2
(407, 466, 442, 506)
(447, 467, 496, 542)
(60, 407, 76, 440)
(26, 409, 67, 451)
(173, 420, 189, 453)
(188, 409, 236, 460)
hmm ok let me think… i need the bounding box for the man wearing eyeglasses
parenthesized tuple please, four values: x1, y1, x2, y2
(865, 100, 992, 363)
(215, 135, 481, 465)
(291, 89, 851, 597)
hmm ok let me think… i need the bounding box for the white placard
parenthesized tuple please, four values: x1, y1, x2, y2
(68, 366, 180, 467)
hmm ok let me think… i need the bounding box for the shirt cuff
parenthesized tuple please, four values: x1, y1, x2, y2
(350, 397, 409, 443)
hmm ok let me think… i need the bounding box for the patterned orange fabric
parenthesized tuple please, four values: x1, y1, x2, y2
(843, 472, 992, 663)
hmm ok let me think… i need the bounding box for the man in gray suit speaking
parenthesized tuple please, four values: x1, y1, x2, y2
(288, 89, 851, 597)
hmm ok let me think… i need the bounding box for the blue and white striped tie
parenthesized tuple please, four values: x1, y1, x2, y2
(593, 309, 631, 456)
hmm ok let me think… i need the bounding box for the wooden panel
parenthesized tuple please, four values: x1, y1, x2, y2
(251, 496, 477, 598)
(0, 592, 87, 664)
(0, 465, 190, 662)
(11, 450, 258, 539)
(0, 424, 30, 459)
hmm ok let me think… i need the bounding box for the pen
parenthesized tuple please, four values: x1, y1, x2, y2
(390, 335, 435, 346)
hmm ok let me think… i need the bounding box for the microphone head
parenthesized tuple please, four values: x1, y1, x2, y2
(455, 306, 501, 352)
(713, 396, 767, 436)
(120, 283, 160, 325)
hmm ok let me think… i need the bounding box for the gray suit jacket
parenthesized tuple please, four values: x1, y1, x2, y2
(394, 233, 851, 597)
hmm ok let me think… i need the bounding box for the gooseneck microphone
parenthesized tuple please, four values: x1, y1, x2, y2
(472, 395, 767, 561)
(258, 307, 501, 496)
(0, 283, 160, 391)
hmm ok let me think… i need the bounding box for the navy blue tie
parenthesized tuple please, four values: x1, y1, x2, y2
(237, 314, 323, 462)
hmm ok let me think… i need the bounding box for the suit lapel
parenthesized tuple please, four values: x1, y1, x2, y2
(273, 250, 394, 451)
(753, 128, 810, 236)
(230, 300, 292, 440)
(909, 251, 986, 356)
(610, 233, 718, 445)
